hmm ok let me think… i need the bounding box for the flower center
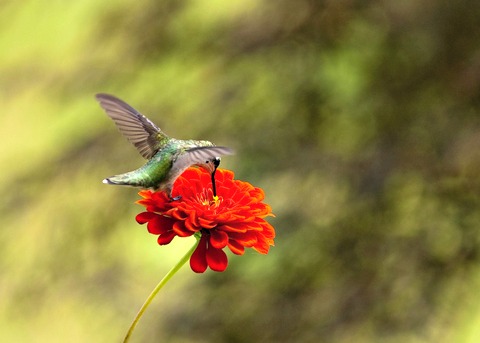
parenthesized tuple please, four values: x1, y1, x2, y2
(196, 191, 222, 208)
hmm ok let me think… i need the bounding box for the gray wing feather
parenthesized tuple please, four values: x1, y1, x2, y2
(96, 93, 162, 159)
(175, 146, 234, 170)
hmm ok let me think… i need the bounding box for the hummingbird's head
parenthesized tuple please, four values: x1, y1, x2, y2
(199, 157, 221, 174)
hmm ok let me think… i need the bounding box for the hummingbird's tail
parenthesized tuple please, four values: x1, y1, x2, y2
(102, 177, 121, 185)
(102, 171, 146, 188)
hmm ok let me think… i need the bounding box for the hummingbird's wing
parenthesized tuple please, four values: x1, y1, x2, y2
(175, 146, 234, 171)
(95, 93, 165, 159)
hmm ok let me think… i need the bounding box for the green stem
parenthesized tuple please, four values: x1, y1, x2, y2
(123, 237, 200, 343)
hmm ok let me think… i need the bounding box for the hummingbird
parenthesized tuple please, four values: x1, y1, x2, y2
(96, 93, 233, 199)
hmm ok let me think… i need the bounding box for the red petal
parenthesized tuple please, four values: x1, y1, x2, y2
(243, 220, 264, 231)
(171, 210, 188, 220)
(219, 223, 248, 233)
(173, 221, 194, 237)
(228, 231, 257, 247)
(157, 231, 176, 245)
(258, 220, 276, 240)
(146, 205, 165, 213)
(138, 190, 152, 198)
(147, 215, 174, 234)
(135, 212, 157, 224)
(198, 217, 216, 229)
(210, 230, 228, 249)
(206, 245, 228, 272)
(227, 240, 245, 255)
(184, 219, 200, 232)
(188, 211, 200, 227)
(190, 236, 208, 273)
(136, 198, 152, 207)
(253, 230, 275, 254)
(253, 240, 271, 254)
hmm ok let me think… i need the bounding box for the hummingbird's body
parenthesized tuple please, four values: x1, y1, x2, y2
(96, 94, 233, 197)
(104, 138, 217, 191)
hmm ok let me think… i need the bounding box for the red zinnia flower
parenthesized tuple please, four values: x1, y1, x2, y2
(135, 168, 275, 273)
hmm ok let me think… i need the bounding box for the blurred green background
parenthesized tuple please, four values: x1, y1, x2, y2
(2, 0, 480, 342)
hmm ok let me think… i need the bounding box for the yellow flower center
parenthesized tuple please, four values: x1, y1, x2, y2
(197, 192, 221, 207)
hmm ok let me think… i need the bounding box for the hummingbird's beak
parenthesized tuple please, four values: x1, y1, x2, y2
(211, 157, 221, 197)
(197, 157, 220, 196)
(198, 157, 220, 174)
